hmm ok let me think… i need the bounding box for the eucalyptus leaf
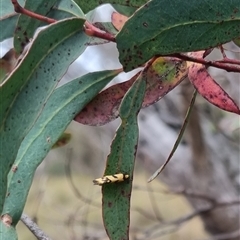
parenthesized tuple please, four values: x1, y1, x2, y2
(0, 18, 86, 214)
(102, 74, 146, 239)
(116, 0, 240, 71)
(0, 0, 24, 41)
(14, 0, 58, 54)
(3, 70, 120, 226)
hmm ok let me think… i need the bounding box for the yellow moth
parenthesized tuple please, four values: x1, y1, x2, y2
(93, 173, 129, 186)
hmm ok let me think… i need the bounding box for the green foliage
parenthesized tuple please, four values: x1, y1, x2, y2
(3, 70, 119, 226)
(14, 0, 58, 54)
(116, 0, 240, 71)
(102, 75, 146, 239)
(0, 18, 86, 216)
(0, 0, 239, 239)
(0, 0, 24, 41)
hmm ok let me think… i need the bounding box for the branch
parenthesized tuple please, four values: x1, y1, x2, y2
(21, 213, 52, 240)
(165, 187, 217, 204)
(84, 21, 116, 42)
(11, 0, 56, 24)
(168, 53, 240, 73)
(140, 199, 240, 239)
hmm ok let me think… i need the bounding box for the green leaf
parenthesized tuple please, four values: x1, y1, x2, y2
(74, 0, 147, 14)
(116, 0, 240, 71)
(102, 75, 146, 240)
(0, 18, 86, 214)
(0, 0, 85, 42)
(0, 221, 17, 240)
(0, 15, 18, 41)
(0, 0, 23, 17)
(0, 0, 24, 41)
(3, 70, 120, 227)
(54, 0, 85, 18)
(14, 0, 58, 54)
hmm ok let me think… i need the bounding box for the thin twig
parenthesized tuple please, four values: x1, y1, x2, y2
(11, 0, 56, 24)
(84, 21, 116, 42)
(164, 188, 217, 204)
(140, 199, 240, 239)
(199, 229, 240, 240)
(65, 149, 101, 208)
(169, 53, 240, 73)
(21, 213, 52, 240)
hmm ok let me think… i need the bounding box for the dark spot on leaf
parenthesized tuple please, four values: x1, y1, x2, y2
(143, 22, 148, 27)
(108, 202, 112, 207)
(17, 180, 21, 183)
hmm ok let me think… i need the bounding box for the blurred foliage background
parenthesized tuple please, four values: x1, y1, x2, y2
(17, 121, 209, 240)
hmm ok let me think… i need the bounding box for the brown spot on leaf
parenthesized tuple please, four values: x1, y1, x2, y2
(12, 165, 18, 172)
(1, 214, 12, 227)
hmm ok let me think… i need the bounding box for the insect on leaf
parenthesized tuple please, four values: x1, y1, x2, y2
(102, 70, 146, 240)
(93, 173, 129, 186)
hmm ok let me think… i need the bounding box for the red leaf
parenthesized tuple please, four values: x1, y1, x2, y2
(74, 74, 138, 126)
(188, 51, 240, 114)
(144, 57, 187, 107)
(75, 57, 188, 126)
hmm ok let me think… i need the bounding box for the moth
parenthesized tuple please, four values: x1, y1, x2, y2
(93, 173, 129, 186)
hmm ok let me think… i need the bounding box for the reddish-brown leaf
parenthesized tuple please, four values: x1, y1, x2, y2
(144, 57, 187, 107)
(188, 51, 240, 114)
(111, 12, 128, 31)
(75, 57, 188, 126)
(74, 74, 139, 126)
